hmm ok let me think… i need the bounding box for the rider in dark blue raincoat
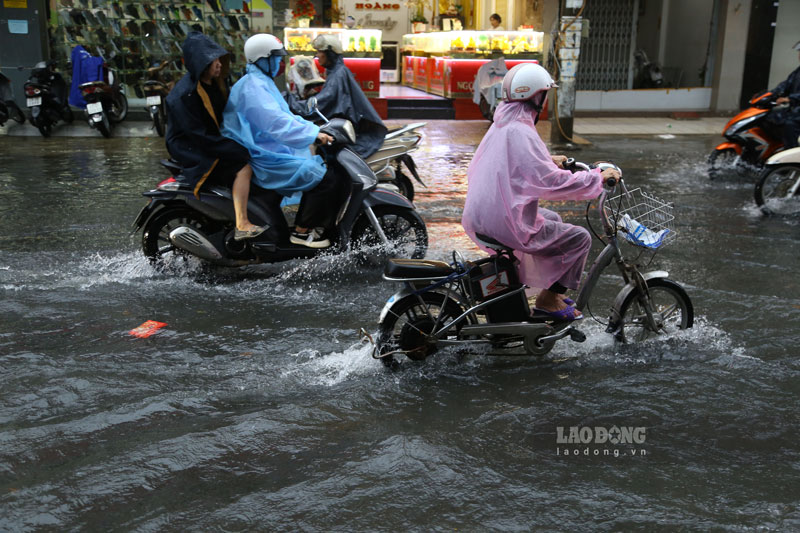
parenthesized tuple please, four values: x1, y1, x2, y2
(165, 31, 265, 240)
(770, 40, 800, 149)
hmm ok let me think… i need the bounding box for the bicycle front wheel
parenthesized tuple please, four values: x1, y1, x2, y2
(616, 278, 693, 343)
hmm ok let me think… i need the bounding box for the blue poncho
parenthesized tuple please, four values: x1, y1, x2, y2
(222, 64, 325, 196)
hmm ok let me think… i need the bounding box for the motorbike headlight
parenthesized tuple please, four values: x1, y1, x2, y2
(342, 119, 356, 145)
(725, 115, 760, 137)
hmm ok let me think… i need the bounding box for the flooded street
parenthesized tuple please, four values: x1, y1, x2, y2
(1, 124, 799, 530)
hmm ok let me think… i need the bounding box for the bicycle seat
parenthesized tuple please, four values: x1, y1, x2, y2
(384, 258, 455, 280)
(474, 233, 515, 252)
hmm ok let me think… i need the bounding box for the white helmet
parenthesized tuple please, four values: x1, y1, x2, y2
(244, 33, 287, 63)
(313, 34, 344, 55)
(502, 63, 557, 102)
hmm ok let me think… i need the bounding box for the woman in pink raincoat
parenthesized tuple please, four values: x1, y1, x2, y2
(462, 63, 620, 321)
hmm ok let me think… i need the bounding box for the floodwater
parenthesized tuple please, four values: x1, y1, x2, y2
(1, 123, 799, 530)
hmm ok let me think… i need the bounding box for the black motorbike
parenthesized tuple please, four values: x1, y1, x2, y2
(23, 61, 73, 137)
(141, 60, 173, 137)
(0, 72, 25, 127)
(133, 101, 428, 270)
(79, 64, 128, 138)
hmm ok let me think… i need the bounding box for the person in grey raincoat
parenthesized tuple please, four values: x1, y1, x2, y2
(287, 34, 387, 159)
(165, 31, 265, 240)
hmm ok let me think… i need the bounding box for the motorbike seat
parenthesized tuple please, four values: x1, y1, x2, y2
(384, 258, 455, 280)
(474, 232, 515, 252)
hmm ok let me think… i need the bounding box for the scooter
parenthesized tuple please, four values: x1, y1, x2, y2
(141, 60, 173, 137)
(23, 61, 73, 137)
(79, 64, 128, 138)
(753, 146, 800, 216)
(708, 91, 786, 179)
(365, 122, 427, 202)
(371, 160, 693, 367)
(0, 72, 25, 127)
(133, 100, 428, 270)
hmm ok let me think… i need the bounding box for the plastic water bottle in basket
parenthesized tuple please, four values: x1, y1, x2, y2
(603, 188, 676, 249)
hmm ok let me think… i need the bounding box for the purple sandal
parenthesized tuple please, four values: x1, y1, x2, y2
(533, 305, 583, 322)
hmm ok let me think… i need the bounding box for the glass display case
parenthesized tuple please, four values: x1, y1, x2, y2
(284, 28, 382, 58)
(401, 30, 543, 58)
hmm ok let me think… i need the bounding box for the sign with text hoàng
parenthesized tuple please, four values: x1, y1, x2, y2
(340, 0, 411, 42)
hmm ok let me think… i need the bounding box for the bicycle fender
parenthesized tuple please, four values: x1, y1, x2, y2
(609, 271, 669, 323)
(378, 287, 416, 324)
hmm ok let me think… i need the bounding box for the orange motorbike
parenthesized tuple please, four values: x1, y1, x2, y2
(708, 91, 786, 179)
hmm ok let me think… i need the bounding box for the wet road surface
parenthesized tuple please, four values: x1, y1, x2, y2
(1, 123, 799, 530)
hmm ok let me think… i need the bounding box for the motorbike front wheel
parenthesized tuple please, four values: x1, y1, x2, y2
(392, 171, 415, 202)
(141, 207, 214, 268)
(109, 91, 128, 123)
(707, 148, 738, 180)
(351, 206, 428, 259)
(754, 164, 800, 216)
(616, 278, 693, 343)
(376, 291, 470, 367)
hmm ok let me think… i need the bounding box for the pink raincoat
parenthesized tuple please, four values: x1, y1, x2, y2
(462, 101, 603, 290)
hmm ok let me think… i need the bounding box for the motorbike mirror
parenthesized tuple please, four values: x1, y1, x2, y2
(306, 96, 317, 114)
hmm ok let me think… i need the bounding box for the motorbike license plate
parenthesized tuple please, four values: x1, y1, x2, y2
(86, 102, 103, 114)
(146, 95, 161, 106)
(26, 97, 42, 107)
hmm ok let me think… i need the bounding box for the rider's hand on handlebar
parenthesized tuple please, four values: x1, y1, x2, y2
(601, 168, 621, 186)
(776, 96, 790, 105)
(551, 155, 568, 168)
(316, 132, 334, 145)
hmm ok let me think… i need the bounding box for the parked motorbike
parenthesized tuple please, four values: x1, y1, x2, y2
(633, 49, 664, 89)
(79, 64, 128, 138)
(372, 160, 693, 367)
(23, 61, 73, 137)
(365, 122, 427, 202)
(141, 60, 173, 137)
(708, 91, 786, 179)
(753, 146, 800, 216)
(133, 100, 428, 270)
(0, 72, 25, 127)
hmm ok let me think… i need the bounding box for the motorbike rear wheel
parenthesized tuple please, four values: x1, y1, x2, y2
(754, 164, 800, 216)
(37, 121, 52, 137)
(376, 291, 470, 367)
(96, 113, 112, 138)
(141, 207, 214, 268)
(153, 105, 166, 137)
(351, 206, 428, 260)
(10, 104, 25, 125)
(392, 171, 414, 202)
(616, 278, 693, 343)
(62, 105, 74, 124)
(109, 91, 128, 123)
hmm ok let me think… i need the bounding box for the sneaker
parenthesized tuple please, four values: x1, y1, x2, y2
(290, 229, 330, 249)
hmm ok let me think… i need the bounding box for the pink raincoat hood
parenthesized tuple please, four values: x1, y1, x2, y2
(461, 101, 603, 288)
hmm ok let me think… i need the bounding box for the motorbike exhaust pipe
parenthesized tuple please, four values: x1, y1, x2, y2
(169, 225, 223, 261)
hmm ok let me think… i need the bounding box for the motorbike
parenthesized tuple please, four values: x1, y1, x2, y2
(708, 91, 786, 180)
(371, 160, 694, 367)
(132, 99, 428, 270)
(23, 61, 73, 137)
(364, 122, 427, 202)
(633, 49, 664, 89)
(141, 60, 173, 137)
(753, 146, 800, 216)
(0, 72, 26, 127)
(79, 64, 128, 138)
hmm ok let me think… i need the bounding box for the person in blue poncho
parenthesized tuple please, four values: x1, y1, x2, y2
(166, 32, 266, 241)
(222, 33, 341, 249)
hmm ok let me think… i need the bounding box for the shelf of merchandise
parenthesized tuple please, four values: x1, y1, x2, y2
(50, 0, 255, 100)
(400, 30, 543, 99)
(284, 28, 382, 98)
